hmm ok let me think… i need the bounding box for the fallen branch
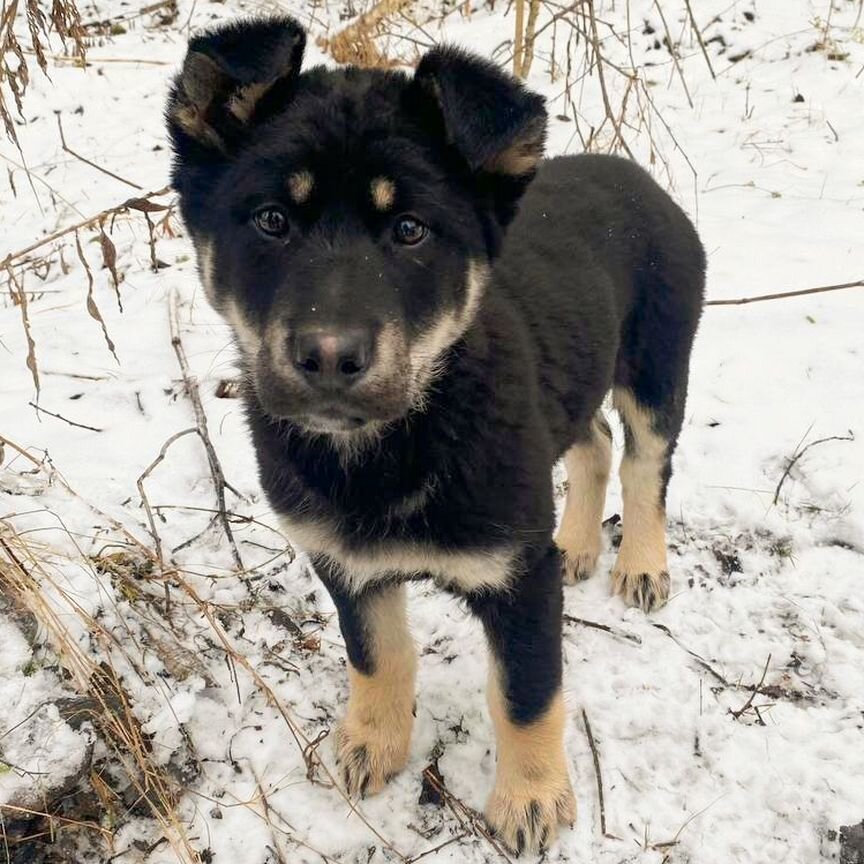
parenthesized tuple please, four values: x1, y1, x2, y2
(706, 279, 863, 307)
(563, 613, 642, 644)
(28, 401, 103, 433)
(168, 290, 244, 571)
(581, 708, 608, 837)
(0, 186, 171, 269)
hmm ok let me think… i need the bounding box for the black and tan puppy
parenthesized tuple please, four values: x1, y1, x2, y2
(167, 15, 704, 853)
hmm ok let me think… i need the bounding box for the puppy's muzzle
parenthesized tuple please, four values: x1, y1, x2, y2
(291, 327, 374, 392)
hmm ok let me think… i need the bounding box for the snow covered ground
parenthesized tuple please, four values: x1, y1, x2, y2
(1, 1, 863, 862)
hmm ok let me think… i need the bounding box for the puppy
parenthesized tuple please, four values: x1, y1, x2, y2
(167, 16, 705, 854)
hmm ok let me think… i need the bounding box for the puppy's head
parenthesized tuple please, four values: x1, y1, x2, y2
(168, 16, 546, 439)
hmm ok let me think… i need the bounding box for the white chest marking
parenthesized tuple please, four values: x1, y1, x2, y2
(280, 516, 513, 594)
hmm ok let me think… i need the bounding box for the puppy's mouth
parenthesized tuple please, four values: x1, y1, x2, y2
(296, 407, 372, 434)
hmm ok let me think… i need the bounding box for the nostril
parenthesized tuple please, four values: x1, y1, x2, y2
(293, 328, 373, 384)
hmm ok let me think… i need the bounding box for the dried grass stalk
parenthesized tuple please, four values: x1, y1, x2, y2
(1, 0, 86, 148)
(320, 0, 415, 67)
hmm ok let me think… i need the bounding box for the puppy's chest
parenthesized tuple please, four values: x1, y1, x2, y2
(276, 474, 513, 595)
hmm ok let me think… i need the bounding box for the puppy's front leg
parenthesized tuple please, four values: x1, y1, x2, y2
(468, 545, 576, 854)
(315, 559, 417, 798)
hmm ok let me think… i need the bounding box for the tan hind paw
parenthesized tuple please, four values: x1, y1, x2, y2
(611, 567, 670, 612)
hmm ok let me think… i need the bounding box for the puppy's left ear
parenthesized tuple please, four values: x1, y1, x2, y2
(413, 47, 547, 180)
(168, 16, 306, 157)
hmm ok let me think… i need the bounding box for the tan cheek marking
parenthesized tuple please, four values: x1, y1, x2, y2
(610, 387, 671, 610)
(224, 298, 262, 356)
(335, 585, 417, 797)
(195, 239, 217, 305)
(408, 259, 489, 406)
(370, 177, 396, 211)
(288, 170, 314, 204)
(485, 671, 576, 851)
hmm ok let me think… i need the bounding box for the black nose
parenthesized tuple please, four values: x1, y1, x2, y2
(292, 328, 372, 388)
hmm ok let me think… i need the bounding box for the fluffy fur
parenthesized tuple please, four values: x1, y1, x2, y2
(167, 15, 705, 854)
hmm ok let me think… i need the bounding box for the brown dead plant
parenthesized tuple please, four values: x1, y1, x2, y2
(0, 0, 86, 150)
(319, 0, 416, 67)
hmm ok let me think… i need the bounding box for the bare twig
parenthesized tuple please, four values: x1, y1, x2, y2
(0, 187, 171, 269)
(519, 0, 541, 77)
(683, 0, 715, 79)
(563, 613, 642, 645)
(513, 0, 526, 76)
(706, 279, 864, 307)
(168, 290, 244, 571)
(55, 113, 143, 190)
(406, 830, 471, 863)
(772, 430, 855, 505)
(730, 655, 771, 722)
(418, 764, 514, 861)
(651, 623, 731, 688)
(581, 708, 607, 836)
(28, 401, 103, 433)
(136, 428, 198, 569)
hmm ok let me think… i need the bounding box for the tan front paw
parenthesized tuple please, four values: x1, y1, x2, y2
(486, 775, 576, 855)
(611, 567, 670, 612)
(335, 711, 411, 798)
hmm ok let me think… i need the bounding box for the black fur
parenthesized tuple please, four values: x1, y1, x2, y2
(167, 14, 705, 837)
(467, 544, 564, 724)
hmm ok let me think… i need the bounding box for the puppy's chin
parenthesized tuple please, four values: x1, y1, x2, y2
(296, 411, 373, 435)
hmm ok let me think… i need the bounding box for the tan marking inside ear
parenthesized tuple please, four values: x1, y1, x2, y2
(173, 104, 223, 150)
(370, 177, 396, 211)
(483, 120, 545, 176)
(288, 170, 314, 204)
(611, 387, 670, 609)
(336, 585, 417, 797)
(555, 414, 613, 584)
(484, 144, 542, 176)
(227, 81, 271, 122)
(408, 259, 488, 406)
(486, 671, 576, 852)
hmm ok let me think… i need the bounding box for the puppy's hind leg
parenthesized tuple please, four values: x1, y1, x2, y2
(610, 388, 675, 612)
(555, 413, 612, 584)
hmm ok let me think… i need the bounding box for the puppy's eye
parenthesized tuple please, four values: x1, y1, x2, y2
(393, 215, 428, 246)
(253, 206, 289, 238)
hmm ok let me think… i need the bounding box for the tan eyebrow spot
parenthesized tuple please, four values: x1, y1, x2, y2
(371, 177, 396, 211)
(288, 170, 314, 204)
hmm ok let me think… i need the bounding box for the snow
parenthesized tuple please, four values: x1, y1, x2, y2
(1, 1, 863, 862)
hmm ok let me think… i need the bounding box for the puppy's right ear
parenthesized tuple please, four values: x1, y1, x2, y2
(167, 16, 306, 157)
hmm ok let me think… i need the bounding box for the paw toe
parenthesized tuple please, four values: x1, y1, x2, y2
(612, 569, 670, 612)
(560, 550, 598, 585)
(487, 785, 576, 855)
(334, 720, 408, 799)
